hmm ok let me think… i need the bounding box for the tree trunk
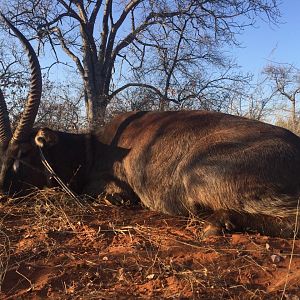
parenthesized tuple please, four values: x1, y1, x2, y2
(159, 98, 170, 111)
(291, 98, 296, 131)
(85, 93, 108, 130)
(81, 43, 110, 130)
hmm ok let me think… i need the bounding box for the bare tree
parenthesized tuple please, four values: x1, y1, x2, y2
(0, 31, 29, 94)
(35, 77, 86, 131)
(264, 63, 300, 130)
(0, 0, 280, 128)
(124, 16, 253, 112)
(0, 44, 22, 83)
(0, 30, 32, 131)
(0, 36, 84, 131)
(7, 75, 86, 132)
(225, 76, 279, 121)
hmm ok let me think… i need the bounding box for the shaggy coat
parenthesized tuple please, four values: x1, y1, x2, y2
(2, 110, 300, 237)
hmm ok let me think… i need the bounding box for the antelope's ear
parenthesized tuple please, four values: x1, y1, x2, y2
(34, 128, 58, 148)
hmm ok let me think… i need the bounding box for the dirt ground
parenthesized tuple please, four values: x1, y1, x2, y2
(0, 190, 299, 299)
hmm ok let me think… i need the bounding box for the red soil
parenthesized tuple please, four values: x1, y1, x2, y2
(0, 190, 299, 299)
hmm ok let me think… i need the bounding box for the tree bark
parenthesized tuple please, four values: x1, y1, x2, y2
(291, 97, 296, 131)
(85, 93, 108, 129)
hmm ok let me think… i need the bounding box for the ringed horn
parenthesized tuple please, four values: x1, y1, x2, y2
(0, 89, 12, 146)
(0, 12, 42, 145)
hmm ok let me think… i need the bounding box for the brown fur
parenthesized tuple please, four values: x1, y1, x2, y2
(1, 110, 300, 237)
(89, 111, 300, 237)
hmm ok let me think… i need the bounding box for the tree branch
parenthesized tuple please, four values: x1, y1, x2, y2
(109, 83, 179, 104)
(53, 26, 84, 76)
(99, 0, 112, 65)
(75, 0, 89, 23)
(90, 0, 103, 26)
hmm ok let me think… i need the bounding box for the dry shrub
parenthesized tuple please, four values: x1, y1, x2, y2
(5, 189, 88, 228)
(275, 117, 300, 136)
(0, 230, 10, 291)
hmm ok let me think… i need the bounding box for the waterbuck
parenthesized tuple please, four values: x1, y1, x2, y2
(0, 14, 299, 238)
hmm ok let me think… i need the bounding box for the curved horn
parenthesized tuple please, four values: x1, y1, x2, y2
(0, 12, 42, 143)
(0, 88, 12, 146)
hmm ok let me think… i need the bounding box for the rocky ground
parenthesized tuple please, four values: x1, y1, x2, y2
(0, 190, 299, 299)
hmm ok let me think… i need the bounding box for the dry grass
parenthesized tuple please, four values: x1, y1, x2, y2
(0, 189, 299, 299)
(0, 230, 10, 290)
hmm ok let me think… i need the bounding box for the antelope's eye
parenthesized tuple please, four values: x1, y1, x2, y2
(12, 151, 22, 172)
(13, 159, 20, 172)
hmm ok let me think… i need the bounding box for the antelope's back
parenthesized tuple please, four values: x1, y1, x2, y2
(101, 110, 300, 216)
(102, 110, 300, 163)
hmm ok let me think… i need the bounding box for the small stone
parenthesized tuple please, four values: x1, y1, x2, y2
(270, 254, 281, 263)
(146, 274, 155, 280)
